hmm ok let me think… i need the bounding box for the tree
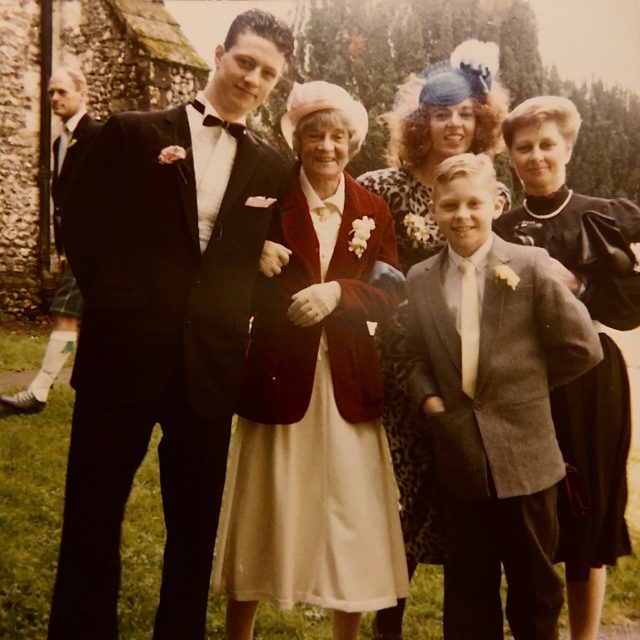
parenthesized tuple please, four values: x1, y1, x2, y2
(499, 0, 543, 107)
(251, 0, 640, 205)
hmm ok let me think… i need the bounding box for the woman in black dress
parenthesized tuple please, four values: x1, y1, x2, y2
(495, 95, 637, 640)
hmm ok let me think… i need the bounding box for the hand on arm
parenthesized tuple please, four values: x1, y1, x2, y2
(422, 395, 446, 416)
(259, 240, 292, 277)
(287, 281, 342, 327)
(547, 257, 584, 296)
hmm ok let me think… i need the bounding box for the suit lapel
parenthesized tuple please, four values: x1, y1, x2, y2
(52, 136, 61, 186)
(420, 252, 462, 374)
(324, 177, 369, 281)
(475, 236, 510, 396)
(212, 133, 261, 232)
(281, 173, 322, 283)
(57, 114, 88, 184)
(159, 106, 199, 253)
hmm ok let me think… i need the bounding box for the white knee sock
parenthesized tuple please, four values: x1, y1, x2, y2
(28, 330, 77, 401)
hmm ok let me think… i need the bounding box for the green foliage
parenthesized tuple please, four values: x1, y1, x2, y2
(253, 0, 640, 209)
(499, 0, 544, 108)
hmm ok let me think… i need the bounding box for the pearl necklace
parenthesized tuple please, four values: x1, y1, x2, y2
(523, 189, 573, 219)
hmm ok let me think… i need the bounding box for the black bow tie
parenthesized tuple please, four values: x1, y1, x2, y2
(191, 100, 246, 139)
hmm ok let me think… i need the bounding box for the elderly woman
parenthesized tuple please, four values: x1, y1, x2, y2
(212, 81, 409, 640)
(495, 95, 638, 640)
(357, 40, 510, 639)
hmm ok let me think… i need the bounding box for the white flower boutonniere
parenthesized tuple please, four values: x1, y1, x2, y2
(348, 216, 376, 259)
(158, 145, 187, 165)
(630, 242, 640, 273)
(494, 264, 520, 290)
(403, 213, 432, 249)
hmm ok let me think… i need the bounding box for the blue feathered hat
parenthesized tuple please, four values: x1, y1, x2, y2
(418, 40, 499, 106)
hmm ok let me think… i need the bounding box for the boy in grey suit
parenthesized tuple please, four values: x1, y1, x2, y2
(404, 154, 603, 639)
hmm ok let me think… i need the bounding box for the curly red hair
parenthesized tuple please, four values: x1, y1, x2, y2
(382, 78, 510, 169)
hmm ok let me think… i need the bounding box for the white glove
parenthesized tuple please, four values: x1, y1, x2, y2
(287, 282, 342, 327)
(259, 240, 292, 277)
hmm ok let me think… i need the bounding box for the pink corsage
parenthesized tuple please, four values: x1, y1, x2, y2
(158, 145, 187, 165)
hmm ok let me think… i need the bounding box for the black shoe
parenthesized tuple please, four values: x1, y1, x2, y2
(0, 390, 46, 414)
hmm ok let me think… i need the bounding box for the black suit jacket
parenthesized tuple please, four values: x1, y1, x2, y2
(63, 105, 290, 417)
(51, 113, 102, 255)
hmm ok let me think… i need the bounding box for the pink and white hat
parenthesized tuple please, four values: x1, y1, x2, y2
(281, 80, 369, 150)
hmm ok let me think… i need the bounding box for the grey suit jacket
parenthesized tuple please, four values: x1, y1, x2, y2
(405, 234, 603, 499)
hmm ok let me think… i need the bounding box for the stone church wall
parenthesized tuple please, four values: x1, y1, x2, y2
(0, 0, 208, 317)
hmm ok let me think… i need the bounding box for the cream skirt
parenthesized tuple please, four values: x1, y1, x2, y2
(212, 353, 409, 612)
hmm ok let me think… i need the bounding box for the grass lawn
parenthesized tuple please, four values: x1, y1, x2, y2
(0, 322, 638, 639)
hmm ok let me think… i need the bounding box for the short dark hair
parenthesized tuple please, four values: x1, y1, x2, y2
(224, 9, 295, 63)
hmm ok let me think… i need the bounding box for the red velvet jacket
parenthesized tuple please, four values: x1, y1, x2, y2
(236, 167, 401, 425)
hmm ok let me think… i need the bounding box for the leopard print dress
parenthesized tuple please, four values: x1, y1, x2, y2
(357, 167, 447, 565)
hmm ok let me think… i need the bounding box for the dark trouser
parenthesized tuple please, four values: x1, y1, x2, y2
(47, 373, 232, 640)
(441, 485, 563, 640)
(374, 561, 417, 636)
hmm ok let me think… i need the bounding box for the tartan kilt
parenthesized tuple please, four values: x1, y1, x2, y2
(49, 263, 83, 318)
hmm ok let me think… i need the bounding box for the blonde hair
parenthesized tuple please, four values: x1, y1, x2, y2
(432, 153, 497, 199)
(502, 95, 582, 148)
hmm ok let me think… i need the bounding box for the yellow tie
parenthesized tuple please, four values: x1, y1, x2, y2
(459, 259, 480, 398)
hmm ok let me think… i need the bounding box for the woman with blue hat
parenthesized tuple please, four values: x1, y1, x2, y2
(358, 40, 510, 639)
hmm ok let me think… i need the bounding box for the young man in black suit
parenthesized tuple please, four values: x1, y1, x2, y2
(47, 10, 295, 640)
(0, 67, 101, 414)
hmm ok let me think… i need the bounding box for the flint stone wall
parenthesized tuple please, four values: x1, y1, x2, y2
(0, 0, 209, 318)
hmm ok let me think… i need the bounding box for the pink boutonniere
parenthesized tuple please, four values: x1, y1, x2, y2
(158, 145, 187, 165)
(158, 145, 189, 183)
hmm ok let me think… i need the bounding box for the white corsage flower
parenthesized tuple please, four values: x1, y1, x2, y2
(630, 242, 640, 273)
(158, 145, 187, 165)
(348, 216, 376, 259)
(494, 264, 520, 290)
(403, 213, 431, 249)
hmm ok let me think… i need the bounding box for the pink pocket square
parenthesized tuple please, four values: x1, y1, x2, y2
(245, 196, 277, 208)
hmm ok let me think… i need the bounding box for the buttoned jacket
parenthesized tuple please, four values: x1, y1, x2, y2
(405, 234, 603, 498)
(237, 167, 401, 425)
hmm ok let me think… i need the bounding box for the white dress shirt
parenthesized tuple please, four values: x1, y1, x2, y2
(299, 167, 345, 281)
(57, 108, 87, 173)
(187, 91, 245, 252)
(299, 167, 346, 356)
(441, 236, 493, 333)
